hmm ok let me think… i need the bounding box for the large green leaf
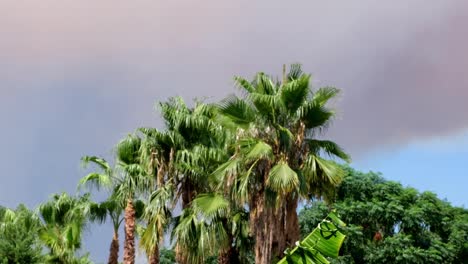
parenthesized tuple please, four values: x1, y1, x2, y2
(267, 161, 299, 194)
(280, 74, 310, 114)
(218, 95, 256, 128)
(306, 139, 350, 162)
(191, 193, 229, 220)
(278, 212, 346, 264)
(244, 140, 274, 163)
(78, 173, 112, 191)
(312, 87, 340, 107)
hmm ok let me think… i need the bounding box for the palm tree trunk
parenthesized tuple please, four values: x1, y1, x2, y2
(148, 244, 159, 264)
(273, 195, 300, 258)
(175, 243, 187, 264)
(123, 199, 136, 264)
(272, 201, 287, 258)
(108, 231, 119, 264)
(181, 180, 195, 209)
(251, 190, 274, 264)
(285, 195, 300, 248)
(218, 219, 239, 264)
(218, 245, 239, 264)
(176, 180, 195, 264)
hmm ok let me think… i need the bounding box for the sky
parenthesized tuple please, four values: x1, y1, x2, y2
(1, 0, 467, 262)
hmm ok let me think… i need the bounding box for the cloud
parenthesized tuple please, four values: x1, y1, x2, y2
(2, 0, 466, 155)
(326, 0, 468, 155)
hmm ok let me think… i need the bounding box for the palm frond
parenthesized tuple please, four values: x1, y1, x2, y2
(267, 161, 299, 195)
(302, 155, 345, 190)
(233, 160, 258, 205)
(218, 95, 256, 128)
(116, 134, 141, 165)
(280, 74, 310, 114)
(191, 193, 229, 220)
(78, 173, 112, 191)
(88, 202, 108, 224)
(211, 157, 242, 187)
(312, 87, 340, 107)
(298, 101, 335, 129)
(254, 72, 277, 95)
(277, 125, 294, 151)
(306, 139, 351, 162)
(248, 93, 282, 121)
(287, 63, 304, 81)
(244, 140, 274, 163)
(81, 156, 110, 172)
(234, 76, 255, 93)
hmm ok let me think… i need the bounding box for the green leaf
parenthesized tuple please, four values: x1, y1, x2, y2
(303, 155, 345, 186)
(280, 74, 310, 114)
(267, 161, 299, 194)
(312, 87, 340, 107)
(244, 140, 274, 163)
(218, 95, 256, 128)
(298, 102, 334, 130)
(78, 173, 112, 191)
(192, 193, 229, 220)
(81, 156, 110, 172)
(278, 212, 346, 264)
(306, 139, 351, 162)
(234, 76, 255, 93)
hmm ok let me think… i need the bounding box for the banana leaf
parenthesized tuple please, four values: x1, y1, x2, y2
(278, 212, 346, 264)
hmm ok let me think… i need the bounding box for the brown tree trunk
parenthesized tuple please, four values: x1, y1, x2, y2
(108, 231, 119, 264)
(148, 244, 159, 264)
(272, 201, 287, 258)
(251, 191, 274, 264)
(123, 199, 136, 264)
(218, 245, 239, 264)
(181, 180, 195, 209)
(175, 243, 187, 264)
(285, 195, 300, 248)
(218, 219, 240, 264)
(176, 180, 195, 264)
(273, 195, 300, 259)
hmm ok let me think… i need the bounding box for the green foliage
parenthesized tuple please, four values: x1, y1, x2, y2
(38, 193, 92, 264)
(299, 167, 468, 264)
(279, 212, 346, 264)
(159, 248, 176, 264)
(0, 205, 44, 264)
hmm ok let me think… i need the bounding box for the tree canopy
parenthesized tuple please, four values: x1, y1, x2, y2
(299, 167, 468, 264)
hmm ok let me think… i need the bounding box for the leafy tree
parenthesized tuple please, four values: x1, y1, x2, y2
(114, 134, 149, 264)
(0, 205, 44, 264)
(38, 193, 92, 264)
(299, 167, 468, 264)
(79, 156, 125, 264)
(213, 64, 349, 263)
(138, 98, 229, 264)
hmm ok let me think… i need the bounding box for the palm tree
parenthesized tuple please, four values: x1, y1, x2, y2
(213, 64, 350, 263)
(156, 97, 226, 208)
(172, 192, 252, 264)
(138, 184, 173, 264)
(115, 134, 150, 264)
(137, 127, 179, 264)
(38, 193, 92, 264)
(139, 98, 228, 264)
(79, 156, 124, 264)
(171, 193, 229, 264)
